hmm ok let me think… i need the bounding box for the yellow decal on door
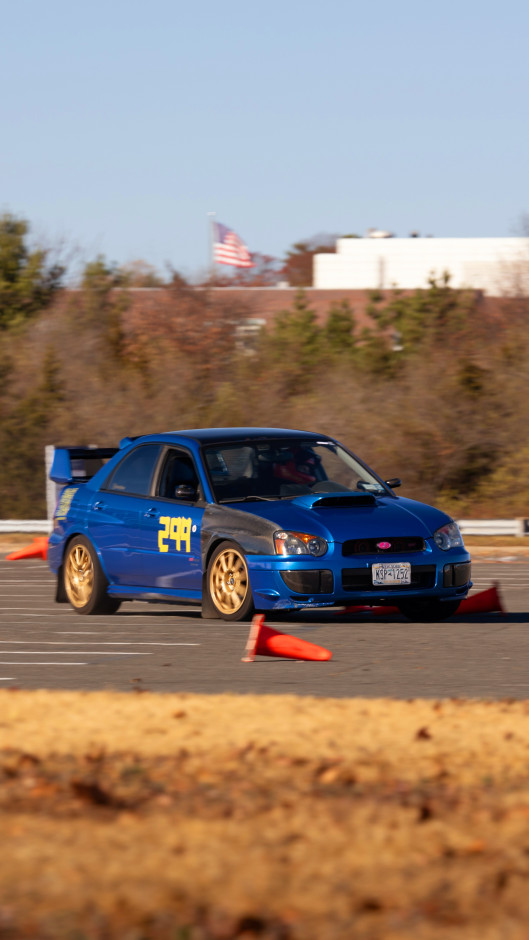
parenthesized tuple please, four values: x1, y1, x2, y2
(158, 516, 192, 553)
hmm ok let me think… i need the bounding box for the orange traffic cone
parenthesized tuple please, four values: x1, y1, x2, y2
(6, 536, 49, 561)
(457, 582, 505, 615)
(242, 614, 332, 662)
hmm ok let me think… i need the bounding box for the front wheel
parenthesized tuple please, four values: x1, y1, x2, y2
(204, 541, 254, 621)
(397, 598, 461, 622)
(63, 535, 121, 615)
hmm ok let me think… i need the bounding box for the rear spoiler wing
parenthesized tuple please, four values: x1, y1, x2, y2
(50, 446, 119, 485)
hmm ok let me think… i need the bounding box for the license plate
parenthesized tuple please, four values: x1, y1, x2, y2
(372, 562, 411, 585)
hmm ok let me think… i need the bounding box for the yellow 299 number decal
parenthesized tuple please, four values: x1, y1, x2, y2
(158, 516, 192, 553)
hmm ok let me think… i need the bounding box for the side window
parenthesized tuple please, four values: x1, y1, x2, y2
(104, 445, 161, 496)
(157, 449, 200, 501)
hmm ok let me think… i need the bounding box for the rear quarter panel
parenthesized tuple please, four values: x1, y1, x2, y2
(47, 485, 90, 574)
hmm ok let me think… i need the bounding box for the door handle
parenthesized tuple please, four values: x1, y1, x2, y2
(93, 500, 105, 511)
(144, 507, 158, 518)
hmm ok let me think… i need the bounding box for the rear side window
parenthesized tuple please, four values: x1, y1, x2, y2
(104, 445, 161, 496)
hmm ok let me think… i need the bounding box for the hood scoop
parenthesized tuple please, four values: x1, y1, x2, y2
(311, 494, 376, 509)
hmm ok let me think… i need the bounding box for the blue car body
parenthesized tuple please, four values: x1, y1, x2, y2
(47, 427, 471, 620)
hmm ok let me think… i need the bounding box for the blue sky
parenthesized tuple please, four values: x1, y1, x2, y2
(3, 0, 528, 280)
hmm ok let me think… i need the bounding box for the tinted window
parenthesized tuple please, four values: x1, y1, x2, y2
(105, 445, 161, 496)
(157, 449, 200, 500)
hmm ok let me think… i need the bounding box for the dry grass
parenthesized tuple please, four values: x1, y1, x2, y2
(2, 691, 529, 938)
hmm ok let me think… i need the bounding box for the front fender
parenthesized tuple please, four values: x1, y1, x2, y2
(200, 504, 277, 567)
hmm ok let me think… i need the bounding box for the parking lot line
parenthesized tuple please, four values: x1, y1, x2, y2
(0, 640, 199, 646)
(0, 610, 58, 615)
(0, 651, 152, 656)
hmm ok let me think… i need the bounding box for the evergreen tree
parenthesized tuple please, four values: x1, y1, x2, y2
(0, 213, 64, 329)
(324, 299, 356, 355)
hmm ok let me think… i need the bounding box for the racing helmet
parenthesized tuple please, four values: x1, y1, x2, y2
(273, 447, 320, 485)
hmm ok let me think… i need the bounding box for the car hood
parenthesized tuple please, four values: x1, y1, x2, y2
(230, 492, 452, 542)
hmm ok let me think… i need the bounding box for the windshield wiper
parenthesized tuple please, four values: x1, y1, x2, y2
(218, 495, 275, 503)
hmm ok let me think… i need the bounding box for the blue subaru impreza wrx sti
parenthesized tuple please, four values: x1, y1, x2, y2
(47, 427, 471, 621)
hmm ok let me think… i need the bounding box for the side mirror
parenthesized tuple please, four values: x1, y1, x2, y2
(174, 484, 197, 500)
(384, 478, 402, 489)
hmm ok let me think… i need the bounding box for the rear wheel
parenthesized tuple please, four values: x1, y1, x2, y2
(397, 598, 460, 622)
(63, 535, 121, 615)
(204, 541, 254, 621)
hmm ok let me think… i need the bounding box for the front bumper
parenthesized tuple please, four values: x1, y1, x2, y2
(246, 543, 472, 611)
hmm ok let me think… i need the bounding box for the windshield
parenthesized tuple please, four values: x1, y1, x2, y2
(203, 440, 388, 502)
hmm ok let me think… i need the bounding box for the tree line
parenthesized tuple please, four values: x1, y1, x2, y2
(1, 212, 528, 521)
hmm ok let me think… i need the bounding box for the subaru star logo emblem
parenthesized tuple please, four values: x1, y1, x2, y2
(377, 541, 391, 550)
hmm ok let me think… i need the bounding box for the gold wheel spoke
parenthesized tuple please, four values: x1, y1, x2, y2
(210, 548, 248, 615)
(65, 544, 94, 608)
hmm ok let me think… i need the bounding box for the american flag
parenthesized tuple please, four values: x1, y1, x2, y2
(212, 221, 255, 268)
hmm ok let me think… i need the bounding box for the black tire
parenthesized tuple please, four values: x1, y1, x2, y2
(63, 535, 121, 615)
(203, 540, 254, 622)
(55, 569, 68, 603)
(397, 598, 461, 622)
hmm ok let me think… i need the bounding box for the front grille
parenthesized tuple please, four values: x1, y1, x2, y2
(280, 569, 334, 595)
(342, 537, 426, 556)
(341, 565, 436, 592)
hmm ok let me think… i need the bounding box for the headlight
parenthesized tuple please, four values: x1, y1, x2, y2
(274, 530, 328, 557)
(433, 522, 464, 551)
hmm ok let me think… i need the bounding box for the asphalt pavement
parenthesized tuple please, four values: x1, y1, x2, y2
(1, 553, 528, 698)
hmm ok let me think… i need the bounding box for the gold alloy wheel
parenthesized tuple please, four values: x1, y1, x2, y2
(65, 543, 95, 608)
(209, 548, 248, 615)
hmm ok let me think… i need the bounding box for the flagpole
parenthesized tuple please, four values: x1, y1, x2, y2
(207, 211, 216, 281)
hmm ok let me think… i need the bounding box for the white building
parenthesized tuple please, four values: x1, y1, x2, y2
(314, 236, 529, 295)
